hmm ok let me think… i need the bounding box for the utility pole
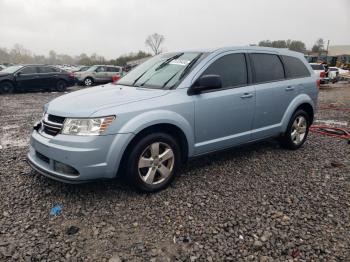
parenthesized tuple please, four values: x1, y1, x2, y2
(326, 40, 330, 64)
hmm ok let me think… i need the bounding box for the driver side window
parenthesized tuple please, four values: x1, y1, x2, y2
(20, 66, 37, 74)
(202, 53, 247, 89)
(96, 66, 106, 73)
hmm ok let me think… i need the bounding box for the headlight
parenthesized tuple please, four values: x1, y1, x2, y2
(61, 116, 115, 136)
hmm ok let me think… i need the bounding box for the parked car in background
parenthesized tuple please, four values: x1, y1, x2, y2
(74, 65, 123, 86)
(338, 67, 350, 75)
(72, 66, 90, 73)
(28, 47, 318, 192)
(0, 65, 6, 71)
(328, 67, 339, 83)
(310, 63, 327, 84)
(0, 65, 75, 94)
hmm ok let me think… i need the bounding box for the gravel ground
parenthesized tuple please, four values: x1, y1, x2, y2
(0, 83, 349, 261)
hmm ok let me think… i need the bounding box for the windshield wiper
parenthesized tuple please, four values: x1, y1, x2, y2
(131, 69, 149, 86)
(155, 53, 184, 71)
(160, 72, 180, 88)
(178, 53, 202, 80)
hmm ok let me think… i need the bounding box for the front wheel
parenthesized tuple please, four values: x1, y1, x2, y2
(0, 81, 14, 94)
(279, 109, 310, 150)
(84, 77, 93, 87)
(125, 133, 181, 192)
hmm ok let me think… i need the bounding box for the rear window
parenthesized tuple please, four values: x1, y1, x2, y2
(251, 53, 284, 83)
(310, 64, 324, 70)
(107, 67, 120, 72)
(282, 56, 310, 78)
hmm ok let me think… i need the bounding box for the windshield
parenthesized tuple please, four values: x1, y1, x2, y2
(1, 65, 23, 73)
(79, 66, 90, 72)
(118, 52, 204, 89)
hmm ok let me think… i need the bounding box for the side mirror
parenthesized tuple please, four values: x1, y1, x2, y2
(189, 75, 222, 95)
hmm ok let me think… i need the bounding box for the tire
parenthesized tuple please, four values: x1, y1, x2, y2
(84, 77, 93, 87)
(124, 132, 181, 192)
(56, 80, 67, 92)
(0, 81, 14, 94)
(279, 109, 310, 150)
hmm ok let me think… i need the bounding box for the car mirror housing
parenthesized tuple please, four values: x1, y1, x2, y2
(189, 75, 222, 95)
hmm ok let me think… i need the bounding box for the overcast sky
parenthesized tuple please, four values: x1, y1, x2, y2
(0, 0, 349, 59)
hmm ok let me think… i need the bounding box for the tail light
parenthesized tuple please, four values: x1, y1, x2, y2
(316, 79, 321, 89)
(112, 75, 121, 84)
(320, 71, 326, 78)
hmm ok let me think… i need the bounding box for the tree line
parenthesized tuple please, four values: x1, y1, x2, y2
(0, 35, 328, 66)
(0, 44, 152, 66)
(258, 38, 327, 54)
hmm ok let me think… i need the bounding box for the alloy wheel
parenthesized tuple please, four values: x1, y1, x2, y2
(138, 142, 175, 185)
(84, 78, 92, 86)
(291, 115, 307, 145)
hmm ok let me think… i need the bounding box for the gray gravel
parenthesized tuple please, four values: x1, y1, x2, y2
(0, 84, 350, 261)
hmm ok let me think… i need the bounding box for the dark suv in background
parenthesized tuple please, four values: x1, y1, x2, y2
(0, 65, 75, 94)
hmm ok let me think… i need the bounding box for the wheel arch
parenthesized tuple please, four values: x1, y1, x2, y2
(121, 123, 190, 165)
(281, 94, 315, 133)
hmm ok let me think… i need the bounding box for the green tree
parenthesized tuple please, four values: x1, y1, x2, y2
(311, 38, 325, 53)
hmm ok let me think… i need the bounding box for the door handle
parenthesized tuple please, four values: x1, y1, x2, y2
(285, 86, 295, 91)
(240, 93, 253, 99)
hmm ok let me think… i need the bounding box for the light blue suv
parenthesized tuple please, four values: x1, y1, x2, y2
(28, 46, 318, 192)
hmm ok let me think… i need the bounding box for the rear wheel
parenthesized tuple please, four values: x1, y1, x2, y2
(84, 77, 93, 87)
(0, 81, 14, 94)
(125, 133, 181, 192)
(56, 80, 67, 92)
(279, 109, 310, 150)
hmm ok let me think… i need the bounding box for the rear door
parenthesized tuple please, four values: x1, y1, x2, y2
(37, 66, 58, 89)
(248, 52, 297, 140)
(192, 52, 255, 154)
(16, 66, 40, 90)
(107, 66, 120, 81)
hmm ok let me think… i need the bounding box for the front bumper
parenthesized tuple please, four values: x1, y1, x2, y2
(27, 130, 134, 183)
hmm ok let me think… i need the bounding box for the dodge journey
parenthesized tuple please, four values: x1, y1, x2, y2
(28, 46, 318, 192)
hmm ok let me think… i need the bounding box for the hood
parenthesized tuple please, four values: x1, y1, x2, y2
(47, 84, 170, 117)
(0, 72, 10, 77)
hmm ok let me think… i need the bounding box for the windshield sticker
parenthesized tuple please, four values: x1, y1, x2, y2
(169, 59, 191, 66)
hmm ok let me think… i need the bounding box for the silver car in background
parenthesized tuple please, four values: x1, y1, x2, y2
(74, 65, 123, 86)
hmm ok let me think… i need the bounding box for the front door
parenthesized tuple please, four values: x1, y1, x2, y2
(192, 52, 255, 155)
(16, 66, 40, 90)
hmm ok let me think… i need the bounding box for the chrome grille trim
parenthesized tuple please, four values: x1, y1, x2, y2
(42, 114, 65, 136)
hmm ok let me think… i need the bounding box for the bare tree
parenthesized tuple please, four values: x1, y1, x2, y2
(145, 33, 165, 55)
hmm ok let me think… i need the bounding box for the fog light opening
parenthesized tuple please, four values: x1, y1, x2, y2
(54, 161, 79, 176)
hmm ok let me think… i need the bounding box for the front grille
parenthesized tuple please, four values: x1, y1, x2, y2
(48, 114, 65, 124)
(42, 114, 65, 136)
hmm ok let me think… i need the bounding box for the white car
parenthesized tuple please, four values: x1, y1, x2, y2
(328, 67, 339, 82)
(309, 63, 327, 84)
(337, 67, 349, 75)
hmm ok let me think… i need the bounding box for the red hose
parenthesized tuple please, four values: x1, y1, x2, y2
(310, 125, 350, 140)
